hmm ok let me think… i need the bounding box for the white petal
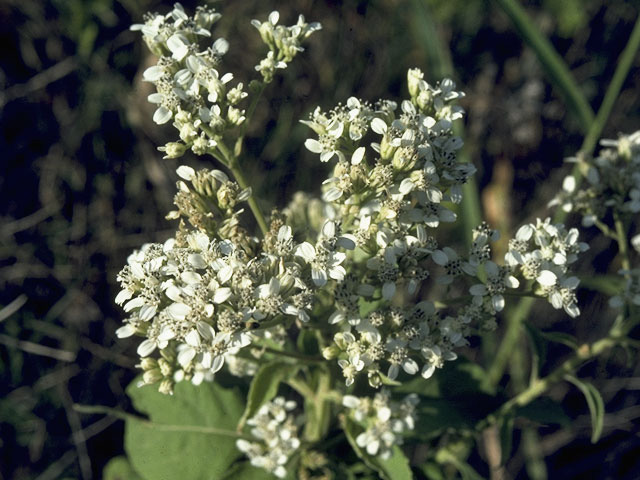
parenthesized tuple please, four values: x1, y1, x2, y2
(177, 347, 196, 367)
(153, 106, 173, 125)
(213, 287, 232, 304)
(382, 282, 396, 300)
(137, 339, 156, 357)
(304, 138, 323, 153)
(116, 324, 136, 338)
(351, 146, 365, 165)
(469, 284, 487, 296)
(371, 118, 388, 134)
(537, 270, 557, 287)
(185, 329, 201, 347)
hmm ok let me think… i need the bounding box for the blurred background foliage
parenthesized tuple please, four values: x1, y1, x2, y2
(1, 0, 640, 478)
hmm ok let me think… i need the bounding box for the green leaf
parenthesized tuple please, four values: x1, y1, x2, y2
(103, 456, 144, 480)
(125, 380, 244, 480)
(515, 397, 571, 427)
(239, 361, 302, 428)
(220, 462, 279, 480)
(565, 375, 605, 443)
(342, 416, 413, 480)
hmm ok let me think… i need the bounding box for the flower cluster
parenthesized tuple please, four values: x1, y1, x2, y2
(342, 391, 419, 459)
(506, 218, 588, 317)
(550, 131, 640, 226)
(252, 11, 321, 83)
(132, 3, 319, 158)
(236, 397, 301, 478)
(304, 70, 501, 387)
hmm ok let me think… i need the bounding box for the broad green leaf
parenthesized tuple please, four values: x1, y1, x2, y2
(239, 361, 302, 428)
(515, 397, 571, 427)
(103, 456, 143, 480)
(565, 375, 605, 443)
(125, 380, 244, 480)
(342, 416, 413, 480)
(221, 462, 282, 480)
(376, 446, 413, 480)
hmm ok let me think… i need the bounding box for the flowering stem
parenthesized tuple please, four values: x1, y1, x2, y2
(215, 141, 269, 236)
(614, 214, 631, 272)
(234, 81, 267, 158)
(262, 347, 324, 364)
(483, 296, 535, 391)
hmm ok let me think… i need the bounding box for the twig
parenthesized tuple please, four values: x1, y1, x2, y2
(59, 385, 92, 480)
(0, 333, 76, 362)
(33, 450, 76, 480)
(0, 57, 78, 108)
(0, 294, 28, 322)
(0, 205, 59, 237)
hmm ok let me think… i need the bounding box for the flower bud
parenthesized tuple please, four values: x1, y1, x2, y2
(143, 369, 163, 385)
(407, 68, 424, 99)
(322, 345, 339, 360)
(160, 142, 187, 159)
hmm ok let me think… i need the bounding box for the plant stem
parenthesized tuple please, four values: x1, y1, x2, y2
(262, 347, 324, 363)
(483, 296, 534, 391)
(234, 82, 267, 158)
(614, 213, 631, 272)
(215, 141, 269, 236)
(479, 334, 620, 431)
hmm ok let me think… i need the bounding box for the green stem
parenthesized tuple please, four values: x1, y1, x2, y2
(287, 376, 317, 399)
(493, 0, 595, 132)
(234, 82, 267, 158)
(73, 404, 252, 440)
(262, 347, 324, 364)
(580, 15, 640, 156)
(215, 142, 269, 236)
(483, 296, 535, 391)
(594, 218, 618, 240)
(614, 214, 631, 271)
(479, 334, 620, 430)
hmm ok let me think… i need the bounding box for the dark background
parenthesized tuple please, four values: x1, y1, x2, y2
(1, 0, 640, 478)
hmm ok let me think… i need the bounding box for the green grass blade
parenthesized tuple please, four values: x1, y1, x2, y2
(494, 0, 595, 133)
